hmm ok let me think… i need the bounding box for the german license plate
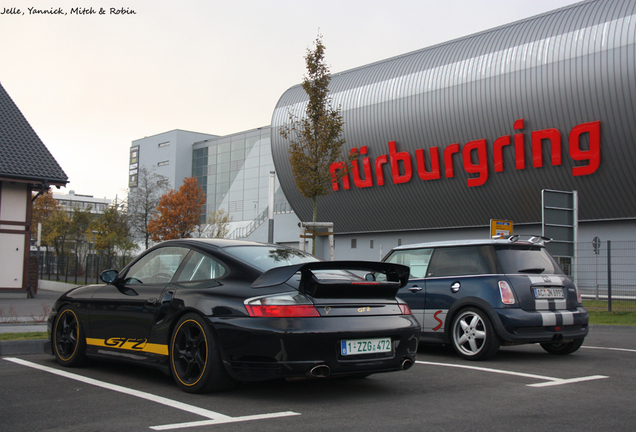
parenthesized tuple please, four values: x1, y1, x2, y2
(341, 338, 392, 356)
(534, 288, 564, 299)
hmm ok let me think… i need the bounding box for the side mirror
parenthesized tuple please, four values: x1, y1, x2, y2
(364, 273, 376, 281)
(100, 269, 119, 285)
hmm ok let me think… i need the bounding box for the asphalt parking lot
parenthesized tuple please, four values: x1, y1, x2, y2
(1, 328, 634, 432)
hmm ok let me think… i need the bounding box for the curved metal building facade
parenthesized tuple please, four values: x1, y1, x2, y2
(271, 0, 636, 234)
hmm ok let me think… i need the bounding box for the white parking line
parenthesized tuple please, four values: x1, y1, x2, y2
(4, 358, 300, 430)
(416, 360, 608, 387)
(149, 413, 300, 430)
(527, 375, 609, 388)
(582, 346, 636, 353)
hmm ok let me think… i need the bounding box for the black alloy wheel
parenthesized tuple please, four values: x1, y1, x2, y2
(170, 313, 236, 393)
(53, 306, 87, 367)
(451, 307, 500, 360)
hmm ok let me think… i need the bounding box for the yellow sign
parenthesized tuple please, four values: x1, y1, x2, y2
(490, 219, 513, 238)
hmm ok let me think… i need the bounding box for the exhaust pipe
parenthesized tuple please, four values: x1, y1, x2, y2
(309, 364, 331, 378)
(401, 358, 413, 370)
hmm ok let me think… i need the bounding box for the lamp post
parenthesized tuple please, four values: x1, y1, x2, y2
(268, 171, 275, 244)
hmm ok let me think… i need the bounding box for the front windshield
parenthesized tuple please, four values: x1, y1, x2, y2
(223, 245, 319, 272)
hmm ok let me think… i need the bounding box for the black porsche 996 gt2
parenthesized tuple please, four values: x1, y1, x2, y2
(45, 239, 420, 393)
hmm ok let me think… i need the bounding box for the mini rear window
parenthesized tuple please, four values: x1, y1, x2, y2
(494, 245, 565, 275)
(426, 246, 498, 277)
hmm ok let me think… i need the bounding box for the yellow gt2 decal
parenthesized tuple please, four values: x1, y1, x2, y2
(86, 337, 168, 356)
(358, 307, 371, 313)
(105, 337, 146, 350)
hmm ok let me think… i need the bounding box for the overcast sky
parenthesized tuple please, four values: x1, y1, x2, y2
(1, 0, 583, 201)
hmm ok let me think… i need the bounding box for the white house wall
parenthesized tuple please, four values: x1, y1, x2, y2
(0, 182, 28, 289)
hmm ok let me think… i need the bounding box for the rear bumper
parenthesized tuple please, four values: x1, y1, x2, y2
(210, 315, 420, 381)
(489, 306, 589, 343)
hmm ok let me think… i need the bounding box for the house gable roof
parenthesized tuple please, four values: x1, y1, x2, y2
(0, 82, 68, 186)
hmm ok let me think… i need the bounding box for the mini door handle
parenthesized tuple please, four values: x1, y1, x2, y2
(409, 286, 423, 293)
(145, 298, 159, 306)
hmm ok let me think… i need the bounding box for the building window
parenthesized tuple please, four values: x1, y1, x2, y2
(158, 160, 169, 167)
(398, 239, 402, 246)
(370, 240, 374, 249)
(351, 239, 357, 249)
(158, 141, 170, 148)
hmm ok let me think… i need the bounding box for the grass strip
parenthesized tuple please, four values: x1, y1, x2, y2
(0, 332, 49, 341)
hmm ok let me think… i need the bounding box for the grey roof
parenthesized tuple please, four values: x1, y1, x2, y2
(0, 82, 68, 185)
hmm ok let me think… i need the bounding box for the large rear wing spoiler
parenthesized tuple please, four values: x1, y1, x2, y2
(251, 261, 410, 299)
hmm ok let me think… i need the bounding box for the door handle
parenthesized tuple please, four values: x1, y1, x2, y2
(451, 281, 461, 293)
(145, 298, 159, 306)
(409, 285, 423, 293)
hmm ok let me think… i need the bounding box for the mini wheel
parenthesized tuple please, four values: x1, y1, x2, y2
(540, 338, 584, 355)
(451, 307, 500, 360)
(170, 313, 236, 393)
(52, 306, 87, 367)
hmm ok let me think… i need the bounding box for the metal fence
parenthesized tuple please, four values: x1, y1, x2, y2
(575, 240, 636, 311)
(33, 240, 635, 311)
(35, 252, 131, 286)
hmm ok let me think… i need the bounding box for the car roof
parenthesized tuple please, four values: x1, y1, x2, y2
(155, 238, 278, 249)
(391, 236, 550, 251)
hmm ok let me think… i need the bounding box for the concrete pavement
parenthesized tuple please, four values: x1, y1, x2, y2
(0, 287, 64, 329)
(0, 284, 71, 355)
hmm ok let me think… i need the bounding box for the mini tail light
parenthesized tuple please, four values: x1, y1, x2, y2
(498, 281, 516, 305)
(245, 293, 320, 317)
(574, 283, 582, 304)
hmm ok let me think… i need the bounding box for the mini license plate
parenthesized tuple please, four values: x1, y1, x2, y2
(534, 288, 565, 299)
(341, 338, 392, 356)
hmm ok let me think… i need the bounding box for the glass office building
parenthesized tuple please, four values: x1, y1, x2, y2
(192, 127, 291, 225)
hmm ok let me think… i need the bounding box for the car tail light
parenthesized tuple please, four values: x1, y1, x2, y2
(498, 281, 516, 305)
(574, 283, 583, 304)
(245, 293, 320, 317)
(398, 303, 413, 315)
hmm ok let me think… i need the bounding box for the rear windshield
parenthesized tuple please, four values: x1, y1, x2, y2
(223, 245, 319, 272)
(495, 245, 565, 275)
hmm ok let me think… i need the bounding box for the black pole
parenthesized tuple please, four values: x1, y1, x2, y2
(95, 256, 100, 284)
(74, 251, 79, 284)
(607, 240, 612, 312)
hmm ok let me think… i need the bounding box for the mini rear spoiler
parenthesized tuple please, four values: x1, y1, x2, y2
(491, 235, 553, 244)
(251, 261, 410, 299)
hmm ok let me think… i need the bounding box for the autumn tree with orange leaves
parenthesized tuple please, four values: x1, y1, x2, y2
(147, 177, 205, 241)
(31, 189, 59, 242)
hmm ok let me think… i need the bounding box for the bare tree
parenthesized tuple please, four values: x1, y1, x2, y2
(127, 167, 168, 249)
(207, 208, 233, 239)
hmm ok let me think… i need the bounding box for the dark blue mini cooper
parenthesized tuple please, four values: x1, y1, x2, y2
(375, 236, 588, 360)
